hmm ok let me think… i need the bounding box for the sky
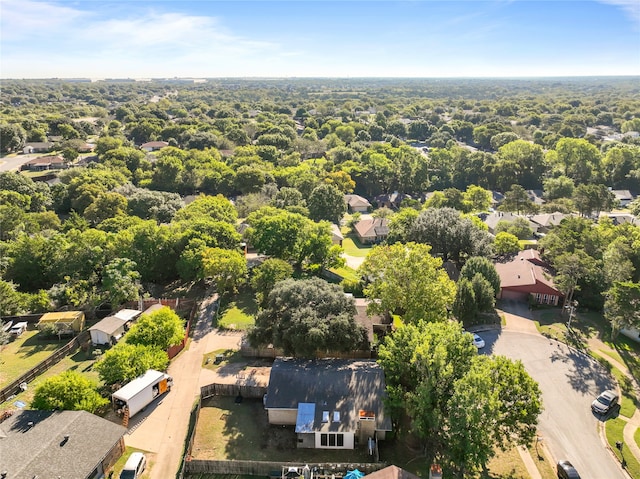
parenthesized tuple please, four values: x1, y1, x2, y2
(1, 0, 639, 79)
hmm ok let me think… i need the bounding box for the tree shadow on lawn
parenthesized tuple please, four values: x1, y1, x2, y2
(17, 333, 65, 357)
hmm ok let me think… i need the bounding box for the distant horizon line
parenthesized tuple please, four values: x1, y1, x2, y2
(2, 75, 639, 81)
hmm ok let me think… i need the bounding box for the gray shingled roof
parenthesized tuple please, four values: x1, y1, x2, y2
(0, 409, 126, 479)
(265, 358, 392, 433)
(89, 315, 126, 335)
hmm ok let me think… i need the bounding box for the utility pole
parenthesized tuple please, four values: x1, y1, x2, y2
(565, 300, 578, 330)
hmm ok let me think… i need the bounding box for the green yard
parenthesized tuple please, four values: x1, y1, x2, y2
(605, 418, 640, 479)
(217, 290, 258, 330)
(0, 347, 99, 413)
(342, 237, 373, 258)
(0, 329, 67, 388)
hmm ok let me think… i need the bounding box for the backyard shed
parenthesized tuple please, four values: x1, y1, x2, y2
(37, 311, 85, 334)
(89, 316, 128, 346)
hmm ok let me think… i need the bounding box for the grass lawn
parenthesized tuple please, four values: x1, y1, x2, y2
(528, 443, 556, 479)
(329, 265, 361, 282)
(217, 290, 257, 330)
(342, 236, 372, 258)
(635, 427, 640, 450)
(0, 330, 67, 388)
(605, 418, 640, 479)
(0, 347, 99, 414)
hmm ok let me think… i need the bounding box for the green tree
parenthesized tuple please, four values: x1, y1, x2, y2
(463, 185, 492, 212)
(553, 138, 603, 184)
(95, 343, 169, 385)
(605, 282, 640, 338)
(459, 256, 501, 296)
(102, 258, 141, 307)
(410, 208, 494, 262)
(495, 217, 533, 240)
(359, 242, 456, 324)
(453, 278, 477, 323)
(307, 183, 346, 224)
(173, 194, 237, 224)
(378, 321, 541, 476)
(248, 277, 368, 356)
(387, 207, 419, 244)
(126, 306, 185, 350)
(554, 250, 598, 311)
(83, 192, 128, 225)
(0, 123, 26, 153)
(572, 183, 615, 217)
(494, 232, 521, 255)
(201, 247, 248, 294)
(543, 175, 575, 200)
(250, 258, 294, 307)
(32, 370, 108, 413)
(501, 185, 537, 215)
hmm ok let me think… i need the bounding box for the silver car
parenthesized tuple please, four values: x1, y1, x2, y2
(591, 390, 618, 415)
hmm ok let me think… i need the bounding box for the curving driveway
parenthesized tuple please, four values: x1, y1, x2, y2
(481, 326, 624, 479)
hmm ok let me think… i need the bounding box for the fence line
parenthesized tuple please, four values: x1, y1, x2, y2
(185, 460, 386, 476)
(200, 383, 267, 400)
(0, 331, 90, 403)
(240, 344, 372, 360)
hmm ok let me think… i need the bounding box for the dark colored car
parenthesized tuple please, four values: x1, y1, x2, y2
(557, 460, 581, 479)
(591, 389, 619, 415)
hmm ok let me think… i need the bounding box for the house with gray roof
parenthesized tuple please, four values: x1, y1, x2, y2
(483, 212, 538, 235)
(0, 409, 126, 479)
(264, 358, 392, 449)
(344, 194, 372, 213)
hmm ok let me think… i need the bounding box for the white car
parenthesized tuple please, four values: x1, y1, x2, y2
(472, 333, 485, 349)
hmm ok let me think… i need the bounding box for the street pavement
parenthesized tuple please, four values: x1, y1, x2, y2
(485, 305, 627, 479)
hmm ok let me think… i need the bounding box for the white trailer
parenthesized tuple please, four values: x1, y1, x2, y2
(112, 369, 173, 418)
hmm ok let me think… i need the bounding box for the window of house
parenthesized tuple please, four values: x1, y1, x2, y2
(329, 434, 336, 447)
(337, 434, 344, 447)
(321, 434, 328, 446)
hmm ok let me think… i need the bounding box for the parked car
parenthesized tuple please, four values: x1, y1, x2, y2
(472, 333, 485, 349)
(556, 460, 580, 479)
(119, 452, 146, 479)
(591, 389, 619, 415)
(9, 322, 28, 338)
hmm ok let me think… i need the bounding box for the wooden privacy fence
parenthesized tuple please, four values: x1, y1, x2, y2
(240, 343, 373, 360)
(200, 383, 267, 400)
(0, 331, 90, 403)
(185, 460, 387, 476)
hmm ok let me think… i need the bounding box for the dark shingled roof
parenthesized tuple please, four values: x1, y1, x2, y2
(265, 358, 392, 433)
(0, 409, 126, 479)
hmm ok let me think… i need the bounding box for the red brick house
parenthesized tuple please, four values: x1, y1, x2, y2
(494, 249, 563, 305)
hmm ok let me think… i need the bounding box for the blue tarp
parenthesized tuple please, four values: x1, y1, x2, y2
(344, 469, 365, 479)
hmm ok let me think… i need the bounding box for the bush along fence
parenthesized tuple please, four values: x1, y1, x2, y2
(179, 382, 385, 478)
(0, 331, 90, 403)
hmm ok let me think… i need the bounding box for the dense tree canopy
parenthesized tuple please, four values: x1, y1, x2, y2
(248, 277, 368, 356)
(32, 370, 108, 413)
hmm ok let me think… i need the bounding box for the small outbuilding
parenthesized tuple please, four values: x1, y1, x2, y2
(37, 311, 85, 335)
(89, 316, 128, 346)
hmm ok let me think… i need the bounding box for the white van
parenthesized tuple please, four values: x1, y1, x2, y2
(119, 452, 146, 479)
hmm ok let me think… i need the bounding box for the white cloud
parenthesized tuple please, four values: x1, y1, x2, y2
(0, 0, 87, 40)
(597, 0, 640, 26)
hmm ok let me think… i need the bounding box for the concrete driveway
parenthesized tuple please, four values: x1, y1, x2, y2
(123, 293, 244, 479)
(481, 326, 625, 479)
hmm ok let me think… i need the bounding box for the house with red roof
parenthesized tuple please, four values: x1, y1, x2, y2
(494, 249, 563, 305)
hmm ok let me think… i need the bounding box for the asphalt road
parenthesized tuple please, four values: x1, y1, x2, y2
(482, 329, 625, 479)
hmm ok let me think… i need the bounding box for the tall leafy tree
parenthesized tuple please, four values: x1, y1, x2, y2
(605, 281, 640, 338)
(359, 242, 456, 324)
(201, 247, 248, 295)
(32, 371, 108, 413)
(126, 306, 185, 350)
(95, 343, 169, 385)
(248, 277, 368, 356)
(307, 183, 346, 224)
(102, 258, 141, 307)
(250, 258, 294, 307)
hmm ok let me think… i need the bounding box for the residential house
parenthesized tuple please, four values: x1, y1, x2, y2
(491, 191, 505, 208)
(494, 249, 563, 305)
(353, 218, 389, 244)
(373, 192, 411, 210)
(344, 194, 372, 213)
(264, 358, 392, 449)
(529, 212, 569, 234)
(23, 142, 54, 154)
(599, 212, 639, 226)
(37, 311, 85, 335)
(483, 212, 539, 236)
(0, 409, 126, 479)
(140, 141, 169, 152)
(20, 155, 66, 171)
(525, 189, 545, 206)
(611, 190, 635, 207)
(330, 224, 344, 246)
